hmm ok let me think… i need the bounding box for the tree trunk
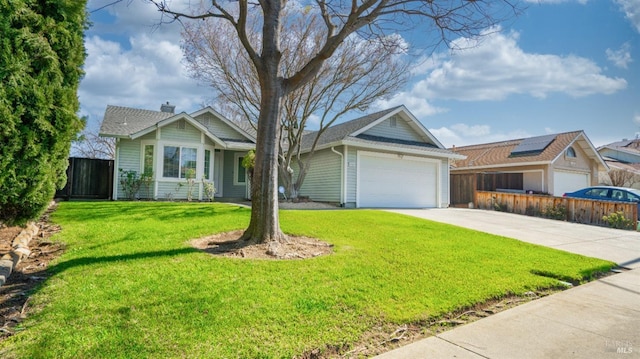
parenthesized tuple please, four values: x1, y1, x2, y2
(241, 2, 287, 244)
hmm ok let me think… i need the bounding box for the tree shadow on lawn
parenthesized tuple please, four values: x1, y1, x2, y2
(47, 247, 200, 274)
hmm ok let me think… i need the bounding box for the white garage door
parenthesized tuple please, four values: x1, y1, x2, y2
(358, 152, 438, 208)
(553, 170, 590, 196)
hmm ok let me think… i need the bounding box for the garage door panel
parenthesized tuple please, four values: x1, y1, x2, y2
(554, 171, 589, 196)
(358, 153, 437, 208)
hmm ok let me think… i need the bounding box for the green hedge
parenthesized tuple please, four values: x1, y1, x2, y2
(0, 0, 87, 224)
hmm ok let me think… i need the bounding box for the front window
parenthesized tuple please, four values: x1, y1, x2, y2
(234, 154, 246, 185)
(204, 149, 211, 180)
(143, 144, 154, 177)
(163, 146, 197, 179)
(566, 147, 576, 158)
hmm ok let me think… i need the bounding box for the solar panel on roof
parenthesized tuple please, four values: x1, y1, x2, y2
(510, 134, 557, 156)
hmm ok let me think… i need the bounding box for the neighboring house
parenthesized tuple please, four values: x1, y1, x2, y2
(100, 104, 462, 208)
(294, 105, 465, 208)
(100, 103, 255, 201)
(597, 139, 640, 189)
(449, 131, 607, 201)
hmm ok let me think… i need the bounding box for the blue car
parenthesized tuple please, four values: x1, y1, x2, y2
(563, 186, 640, 217)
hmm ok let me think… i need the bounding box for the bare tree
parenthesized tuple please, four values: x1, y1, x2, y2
(148, 0, 520, 244)
(72, 126, 116, 160)
(604, 168, 640, 188)
(182, 12, 409, 199)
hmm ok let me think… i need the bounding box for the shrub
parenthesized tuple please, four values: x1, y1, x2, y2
(602, 211, 635, 230)
(542, 204, 567, 220)
(0, 1, 87, 224)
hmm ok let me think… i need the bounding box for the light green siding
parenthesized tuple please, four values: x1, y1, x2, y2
(139, 132, 156, 140)
(195, 112, 246, 140)
(362, 115, 424, 142)
(157, 180, 202, 200)
(298, 148, 342, 202)
(160, 121, 201, 143)
(115, 139, 142, 199)
(222, 150, 248, 198)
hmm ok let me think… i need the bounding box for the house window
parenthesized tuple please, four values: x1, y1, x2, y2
(566, 147, 576, 158)
(390, 117, 397, 128)
(143, 144, 154, 177)
(163, 146, 197, 179)
(234, 153, 246, 185)
(176, 119, 186, 130)
(204, 149, 211, 180)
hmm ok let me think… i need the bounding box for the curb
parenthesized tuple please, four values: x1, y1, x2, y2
(0, 222, 39, 287)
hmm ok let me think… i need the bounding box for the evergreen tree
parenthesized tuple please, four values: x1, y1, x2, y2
(0, 0, 87, 224)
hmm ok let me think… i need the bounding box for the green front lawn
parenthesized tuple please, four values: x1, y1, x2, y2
(0, 202, 613, 358)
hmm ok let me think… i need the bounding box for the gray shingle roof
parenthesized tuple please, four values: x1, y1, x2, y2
(100, 105, 175, 137)
(300, 106, 401, 150)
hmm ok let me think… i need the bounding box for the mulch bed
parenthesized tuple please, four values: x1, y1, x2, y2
(0, 204, 64, 340)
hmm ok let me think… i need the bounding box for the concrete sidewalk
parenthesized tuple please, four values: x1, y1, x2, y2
(374, 209, 640, 358)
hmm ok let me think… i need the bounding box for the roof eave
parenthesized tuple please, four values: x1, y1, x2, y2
(338, 139, 465, 159)
(451, 161, 552, 171)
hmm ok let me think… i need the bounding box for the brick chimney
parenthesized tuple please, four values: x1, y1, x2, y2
(160, 101, 175, 113)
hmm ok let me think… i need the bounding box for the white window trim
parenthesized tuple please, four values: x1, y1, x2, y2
(161, 143, 199, 180)
(140, 141, 155, 178)
(203, 146, 215, 181)
(233, 152, 247, 186)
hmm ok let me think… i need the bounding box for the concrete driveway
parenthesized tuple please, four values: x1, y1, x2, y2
(375, 208, 640, 359)
(389, 208, 640, 269)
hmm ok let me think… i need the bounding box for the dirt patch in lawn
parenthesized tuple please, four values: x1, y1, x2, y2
(0, 204, 65, 341)
(191, 230, 333, 260)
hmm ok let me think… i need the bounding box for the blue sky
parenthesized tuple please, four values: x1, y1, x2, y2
(81, 0, 640, 148)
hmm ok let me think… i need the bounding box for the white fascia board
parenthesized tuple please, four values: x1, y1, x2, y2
(226, 143, 255, 151)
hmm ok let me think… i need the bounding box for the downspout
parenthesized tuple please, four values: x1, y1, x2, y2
(331, 146, 344, 206)
(113, 138, 120, 200)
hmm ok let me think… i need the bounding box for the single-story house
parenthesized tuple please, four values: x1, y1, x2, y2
(449, 131, 607, 202)
(100, 103, 255, 201)
(294, 105, 465, 208)
(597, 139, 640, 189)
(100, 103, 464, 208)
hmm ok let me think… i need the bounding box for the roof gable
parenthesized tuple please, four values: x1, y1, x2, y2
(300, 105, 446, 152)
(451, 131, 607, 170)
(131, 112, 227, 147)
(190, 107, 256, 142)
(99, 105, 255, 149)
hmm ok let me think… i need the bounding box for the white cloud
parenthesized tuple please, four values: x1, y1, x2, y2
(429, 124, 532, 148)
(80, 1, 207, 127)
(634, 113, 640, 125)
(373, 92, 448, 118)
(420, 27, 627, 101)
(615, 0, 640, 33)
(606, 43, 633, 69)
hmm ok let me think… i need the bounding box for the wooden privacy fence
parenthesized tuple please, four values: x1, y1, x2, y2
(55, 157, 114, 200)
(475, 191, 638, 229)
